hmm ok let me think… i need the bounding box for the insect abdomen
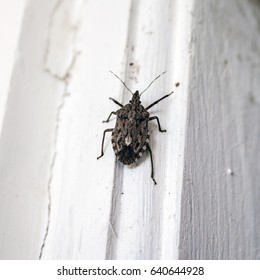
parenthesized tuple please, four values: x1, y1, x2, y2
(111, 129, 150, 165)
(116, 146, 136, 165)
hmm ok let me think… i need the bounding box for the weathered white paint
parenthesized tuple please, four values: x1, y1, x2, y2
(0, 0, 193, 259)
(39, 0, 133, 260)
(179, 0, 260, 259)
(0, 0, 259, 260)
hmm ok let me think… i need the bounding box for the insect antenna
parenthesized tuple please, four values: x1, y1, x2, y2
(140, 71, 166, 96)
(109, 70, 134, 95)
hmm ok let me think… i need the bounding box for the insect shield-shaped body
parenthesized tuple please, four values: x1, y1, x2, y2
(97, 71, 175, 185)
(112, 91, 150, 165)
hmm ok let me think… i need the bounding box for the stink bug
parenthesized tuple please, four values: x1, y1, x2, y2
(97, 71, 173, 185)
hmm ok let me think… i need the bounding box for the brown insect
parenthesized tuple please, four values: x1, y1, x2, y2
(97, 71, 174, 184)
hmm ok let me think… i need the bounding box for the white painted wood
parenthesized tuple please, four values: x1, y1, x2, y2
(1, 0, 259, 260)
(106, 0, 193, 260)
(0, 0, 193, 260)
(0, 0, 27, 134)
(40, 0, 133, 260)
(0, 0, 66, 259)
(39, 0, 193, 260)
(179, 0, 260, 259)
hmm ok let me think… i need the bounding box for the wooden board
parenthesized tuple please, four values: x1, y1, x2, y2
(179, 0, 260, 260)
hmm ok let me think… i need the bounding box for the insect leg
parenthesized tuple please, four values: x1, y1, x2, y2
(103, 111, 116, 123)
(109, 97, 123, 107)
(97, 128, 113, 159)
(145, 91, 173, 110)
(148, 116, 166, 132)
(147, 144, 157, 185)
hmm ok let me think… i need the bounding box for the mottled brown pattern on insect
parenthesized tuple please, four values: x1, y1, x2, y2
(97, 71, 177, 185)
(112, 93, 150, 165)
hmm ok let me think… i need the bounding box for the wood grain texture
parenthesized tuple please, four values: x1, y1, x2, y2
(179, 0, 260, 259)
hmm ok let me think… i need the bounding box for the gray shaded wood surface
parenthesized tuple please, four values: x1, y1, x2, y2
(179, 0, 260, 259)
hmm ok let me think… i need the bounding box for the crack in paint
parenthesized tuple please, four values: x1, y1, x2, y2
(39, 0, 81, 259)
(44, 0, 64, 76)
(45, 48, 81, 84)
(39, 51, 80, 259)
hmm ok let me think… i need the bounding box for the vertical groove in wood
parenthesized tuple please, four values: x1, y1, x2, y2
(105, 161, 124, 259)
(105, 0, 139, 259)
(179, 0, 260, 259)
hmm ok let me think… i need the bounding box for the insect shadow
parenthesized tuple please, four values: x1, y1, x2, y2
(97, 70, 174, 185)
